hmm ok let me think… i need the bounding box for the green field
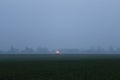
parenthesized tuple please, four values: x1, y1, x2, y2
(0, 54, 120, 80)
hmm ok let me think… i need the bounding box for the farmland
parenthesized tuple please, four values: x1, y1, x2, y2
(0, 54, 120, 80)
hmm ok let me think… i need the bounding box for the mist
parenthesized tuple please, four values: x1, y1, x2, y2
(0, 0, 120, 50)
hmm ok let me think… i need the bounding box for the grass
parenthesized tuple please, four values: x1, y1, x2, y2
(0, 54, 120, 80)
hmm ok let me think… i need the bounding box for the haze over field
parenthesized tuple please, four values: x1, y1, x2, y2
(0, 0, 120, 50)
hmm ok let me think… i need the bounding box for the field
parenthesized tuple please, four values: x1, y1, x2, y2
(0, 54, 120, 80)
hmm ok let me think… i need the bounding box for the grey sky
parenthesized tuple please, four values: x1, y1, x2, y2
(0, 0, 120, 50)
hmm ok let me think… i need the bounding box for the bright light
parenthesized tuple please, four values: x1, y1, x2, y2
(55, 50, 61, 54)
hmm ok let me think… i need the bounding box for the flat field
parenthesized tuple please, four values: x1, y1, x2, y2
(0, 54, 120, 80)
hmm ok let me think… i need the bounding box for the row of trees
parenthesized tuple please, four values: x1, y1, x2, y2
(0, 46, 120, 54)
(0, 46, 50, 54)
(59, 47, 120, 54)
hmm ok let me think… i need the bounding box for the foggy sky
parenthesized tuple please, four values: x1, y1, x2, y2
(0, 0, 120, 50)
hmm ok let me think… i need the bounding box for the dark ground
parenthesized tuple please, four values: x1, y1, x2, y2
(0, 54, 120, 80)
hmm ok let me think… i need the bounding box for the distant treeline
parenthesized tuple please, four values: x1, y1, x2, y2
(0, 46, 120, 54)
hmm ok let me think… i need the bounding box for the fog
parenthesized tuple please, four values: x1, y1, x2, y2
(0, 0, 120, 50)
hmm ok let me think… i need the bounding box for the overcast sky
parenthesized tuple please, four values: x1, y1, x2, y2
(0, 0, 120, 50)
